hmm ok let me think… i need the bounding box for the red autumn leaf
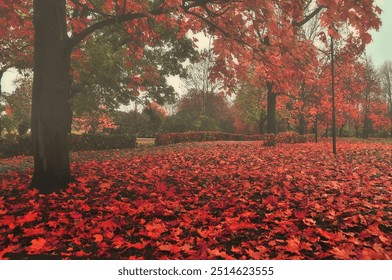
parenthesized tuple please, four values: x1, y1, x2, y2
(72, 237, 82, 246)
(27, 238, 46, 253)
(378, 235, 390, 245)
(75, 250, 89, 257)
(246, 248, 264, 259)
(284, 238, 300, 254)
(197, 229, 209, 238)
(19, 211, 39, 224)
(70, 212, 82, 220)
(317, 228, 344, 242)
(0, 215, 16, 230)
(100, 220, 118, 231)
(47, 221, 57, 228)
(23, 227, 46, 236)
(156, 181, 168, 192)
(208, 248, 236, 259)
(330, 244, 355, 259)
(231, 246, 243, 254)
(128, 240, 150, 250)
(99, 182, 112, 191)
(0, 247, 13, 259)
(93, 234, 103, 243)
(302, 218, 316, 227)
(294, 210, 307, 219)
(158, 243, 181, 254)
(145, 219, 166, 239)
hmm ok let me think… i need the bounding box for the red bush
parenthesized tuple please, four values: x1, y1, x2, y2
(305, 134, 316, 142)
(155, 131, 321, 146)
(276, 131, 305, 144)
(155, 132, 276, 145)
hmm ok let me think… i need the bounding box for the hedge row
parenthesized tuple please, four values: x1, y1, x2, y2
(0, 135, 32, 158)
(0, 134, 136, 158)
(70, 134, 136, 151)
(275, 131, 306, 144)
(154, 131, 314, 146)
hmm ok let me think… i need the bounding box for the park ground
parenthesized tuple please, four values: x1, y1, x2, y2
(0, 139, 391, 259)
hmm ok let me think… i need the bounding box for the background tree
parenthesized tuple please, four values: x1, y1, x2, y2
(70, 24, 198, 117)
(0, 94, 11, 135)
(379, 60, 392, 136)
(0, 0, 33, 95)
(163, 55, 235, 133)
(141, 101, 168, 136)
(4, 75, 33, 135)
(233, 81, 266, 134)
(172, 88, 234, 132)
(0, 74, 33, 135)
(72, 105, 117, 134)
(207, 0, 381, 134)
(361, 57, 382, 138)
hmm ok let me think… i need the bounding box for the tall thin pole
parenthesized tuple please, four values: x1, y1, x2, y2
(331, 35, 337, 155)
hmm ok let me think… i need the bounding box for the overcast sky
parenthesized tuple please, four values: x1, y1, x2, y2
(2, 2, 391, 94)
(366, 0, 392, 67)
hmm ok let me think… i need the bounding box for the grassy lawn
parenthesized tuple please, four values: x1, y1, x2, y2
(0, 139, 391, 259)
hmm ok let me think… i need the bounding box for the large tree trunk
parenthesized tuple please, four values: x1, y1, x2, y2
(266, 82, 277, 134)
(30, 0, 72, 193)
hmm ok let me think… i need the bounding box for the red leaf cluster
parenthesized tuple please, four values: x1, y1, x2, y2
(0, 140, 391, 259)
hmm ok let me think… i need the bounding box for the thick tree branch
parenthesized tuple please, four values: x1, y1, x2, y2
(68, 0, 239, 53)
(293, 5, 324, 27)
(67, 7, 168, 52)
(183, 0, 233, 10)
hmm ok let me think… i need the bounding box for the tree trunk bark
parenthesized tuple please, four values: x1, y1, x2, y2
(30, 0, 72, 193)
(363, 117, 370, 139)
(0, 69, 3, 134)
(0, 69, 4, 96)
(390, 116, 392, 138)
(258, 111, 265, 134)
(298, 113, 306, 135)
(339, 124, 344, 137)
(266, 82, 277, 134)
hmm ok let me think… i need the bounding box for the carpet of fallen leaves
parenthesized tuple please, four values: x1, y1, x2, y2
(0, 140, 391, 259)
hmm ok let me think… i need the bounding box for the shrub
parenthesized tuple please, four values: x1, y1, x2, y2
(261, 133, 275, 141)
(155, 132, 276, 145)
(70, 134, 137, 151)
(0, 134, 33, 158)
(304, 134, 316, 142)
(0, 133, 137, 158)
(276, 131, 303, 144)
(262, 133, 276, 147)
